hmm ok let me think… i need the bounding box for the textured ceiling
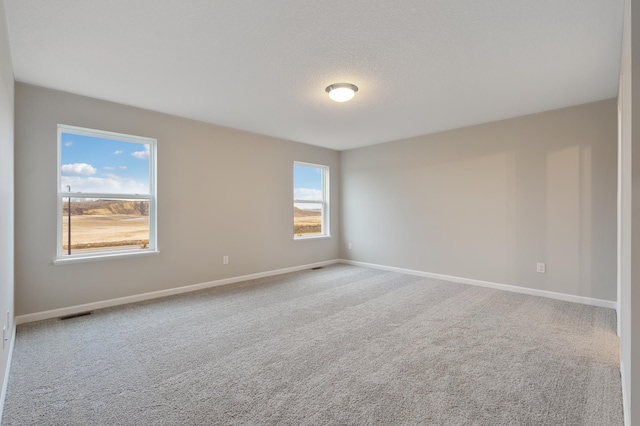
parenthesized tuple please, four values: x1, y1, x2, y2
(4, 1, 624, 150)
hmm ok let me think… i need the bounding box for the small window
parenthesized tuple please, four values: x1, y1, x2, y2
(57, 125, 157, 261)
(293, 162, 329, 238)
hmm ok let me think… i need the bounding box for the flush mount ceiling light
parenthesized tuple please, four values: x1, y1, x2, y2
(325, 83, 359, 102)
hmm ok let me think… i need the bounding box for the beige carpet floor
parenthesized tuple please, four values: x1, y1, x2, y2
(2, 264, 623, 425)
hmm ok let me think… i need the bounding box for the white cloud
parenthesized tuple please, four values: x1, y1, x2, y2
(61, 163, 97, 176)
(119, 165, 127, 170)
(294, 188, 322, 201)
(132, 145, 150, 159)
(103, 166, 115, 170)
(114, 150, 123, 155)
(64, 141, 73, 147)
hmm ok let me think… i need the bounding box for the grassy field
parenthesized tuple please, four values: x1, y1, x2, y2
(62, 215, 149, 253)
(61, 199, 150, 254)
(294, 207, 322, 236)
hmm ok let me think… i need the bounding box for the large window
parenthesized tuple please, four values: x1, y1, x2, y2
(293, 162, 329, 238)
(56, 125, 157, 262)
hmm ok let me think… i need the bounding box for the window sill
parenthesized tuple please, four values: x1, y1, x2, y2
(53, 249, 160, 265)
(293, 235, 332, 241)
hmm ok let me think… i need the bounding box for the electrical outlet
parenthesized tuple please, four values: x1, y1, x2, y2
(348, 243, 352, 250)
(537, 263, 546, 273)
(223, 255, 229, 265)
(2, 326, 6, 350)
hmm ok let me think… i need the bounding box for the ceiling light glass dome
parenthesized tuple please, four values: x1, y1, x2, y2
(325, 83, 358, 102)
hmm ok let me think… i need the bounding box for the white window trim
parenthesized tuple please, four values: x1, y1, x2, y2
(56, 124, 158, 263)
(293, 161, 330, 239)
(52, 249, 160, 266)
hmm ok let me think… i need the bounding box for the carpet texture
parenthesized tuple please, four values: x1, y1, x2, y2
(2, 264, 623, 425)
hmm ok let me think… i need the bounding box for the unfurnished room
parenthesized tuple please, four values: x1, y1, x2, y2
(1, 1, 640, 425)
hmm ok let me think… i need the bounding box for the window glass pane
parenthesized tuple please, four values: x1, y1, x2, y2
(58, 125, 156, 261)
(293, 162, 328, 239)
(61, 198, 150, 256)
(60, 132, 150, 194)
(294, 202, 323, 237)
(293, 164, 323, 202)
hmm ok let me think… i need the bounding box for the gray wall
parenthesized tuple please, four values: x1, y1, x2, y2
(341, 99, 617, 302)
(0, 0, 14, 402)
(14, 83, 340, 316)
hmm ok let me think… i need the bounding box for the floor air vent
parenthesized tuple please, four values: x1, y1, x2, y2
(60, 311, 92, 320)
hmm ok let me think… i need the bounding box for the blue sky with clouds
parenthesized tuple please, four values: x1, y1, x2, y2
(60, 132, 150, 194)
(294, 164, 323, 209)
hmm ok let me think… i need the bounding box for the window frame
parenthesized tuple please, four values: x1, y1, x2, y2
(54, 124, 158, 264)
(293, 161, 330, 240)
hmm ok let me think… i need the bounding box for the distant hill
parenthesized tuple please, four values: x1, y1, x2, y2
(294, 207, 321, 217)
(63, 199, 148, 216)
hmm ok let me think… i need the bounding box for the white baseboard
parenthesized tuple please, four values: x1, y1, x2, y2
(15, 258, 617, 325)
(340, 260, 618, 309)
(0, 324, 16, 425)
(15, 260, 340, 325)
